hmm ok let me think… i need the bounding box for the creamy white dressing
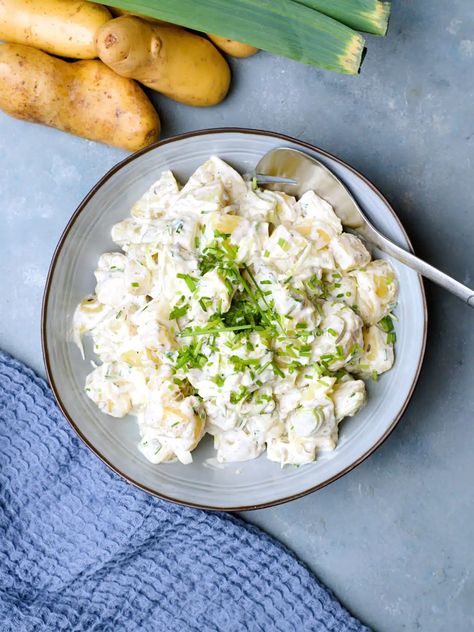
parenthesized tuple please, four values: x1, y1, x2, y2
(74, 156, 399, 466)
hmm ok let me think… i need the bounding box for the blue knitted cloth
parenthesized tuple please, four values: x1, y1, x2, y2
(0, 351, 368, 632)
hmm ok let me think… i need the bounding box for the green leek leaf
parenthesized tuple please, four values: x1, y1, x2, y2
(295, 0, 391, 36)
(98, 0, 366, 74)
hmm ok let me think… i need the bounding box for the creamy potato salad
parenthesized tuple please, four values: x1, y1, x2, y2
(74, 157, 399, 466)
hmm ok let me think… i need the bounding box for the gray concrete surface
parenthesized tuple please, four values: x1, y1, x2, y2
(1, 1, 473, 629)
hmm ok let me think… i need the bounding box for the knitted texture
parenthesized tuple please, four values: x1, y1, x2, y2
(0, 351, 369, 632)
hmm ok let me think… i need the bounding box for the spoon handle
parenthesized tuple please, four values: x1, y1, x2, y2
(364, 229, 474, 306)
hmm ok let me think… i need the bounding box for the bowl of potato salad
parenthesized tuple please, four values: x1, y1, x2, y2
(42, 129, 427, 510)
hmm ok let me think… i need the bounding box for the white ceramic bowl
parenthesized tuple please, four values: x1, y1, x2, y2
(42, 129, 427, 511)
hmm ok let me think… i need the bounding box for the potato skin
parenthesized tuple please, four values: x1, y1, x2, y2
(207, 34, 258, 58)
(0, 0, 111, 59)
(97, 16, 231, 107)
(0, 44, 160, 151)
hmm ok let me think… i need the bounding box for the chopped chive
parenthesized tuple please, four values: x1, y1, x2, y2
(169, 303, 189, 320)
(278, 238, 290, 251)
(178, 324, 256, 337)
(176, 273, 198, 292)
(213, 374, 225, 387)
(257, 360, 272, 375)
(272, 362, 285, 378)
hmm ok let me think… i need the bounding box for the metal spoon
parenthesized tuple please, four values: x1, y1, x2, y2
(254, 147, 474, 307)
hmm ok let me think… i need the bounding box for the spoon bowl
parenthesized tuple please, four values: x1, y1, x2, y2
(256, 147, 474, 307)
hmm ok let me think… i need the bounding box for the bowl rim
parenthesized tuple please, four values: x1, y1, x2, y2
(41, 127, 428, 512)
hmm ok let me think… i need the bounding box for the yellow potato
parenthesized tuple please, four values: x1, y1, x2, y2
(96, 16, 231, 107)
(207, 34, 258, 58)
(0, 0, 112, 59)
(211, 213, 242, 233)
(0, 44, 160, 151)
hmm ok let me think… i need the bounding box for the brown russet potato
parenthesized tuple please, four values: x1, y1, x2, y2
(0, 0, 112, 59)
(0, 43, 160, 151)
(96, 16, 231, 107)
(207, 34, 258, 58)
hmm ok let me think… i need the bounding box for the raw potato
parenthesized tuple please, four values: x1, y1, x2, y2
(0, 44, 160, 151)
(0, 0, 112, 59)
(207, 34, 258, 58)
(96, 16, 231, 107)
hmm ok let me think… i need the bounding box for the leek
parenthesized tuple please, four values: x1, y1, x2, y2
(295, 0, 391, 36)
(98, 0, 366, 74)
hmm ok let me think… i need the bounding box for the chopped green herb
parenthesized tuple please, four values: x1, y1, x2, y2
(378, 314, 397, 344)
(199, 297, 212, 312)
(176, 273, 198, 292)
(213, 375, 225, 387)
(272, 362, 285, 378)
(278, 238, 290, 251)
(175, 339, 207, 370)
(257, 360, 272, 375)
(378, 315, 393, 332)
(169, 303, 189, 320)
(178, 324, 256, 337)
(230, 386, 250, 404)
